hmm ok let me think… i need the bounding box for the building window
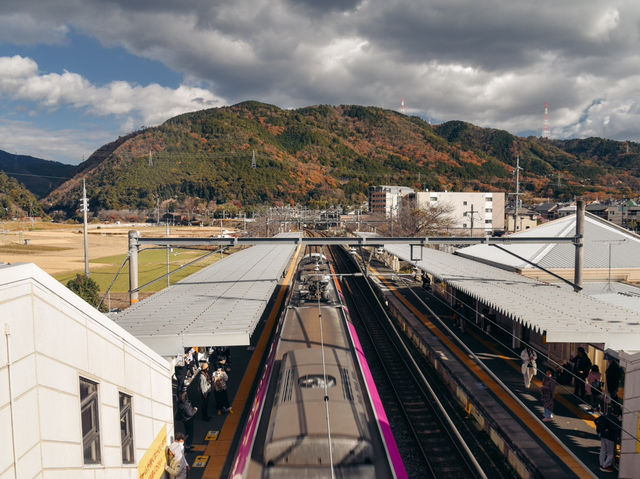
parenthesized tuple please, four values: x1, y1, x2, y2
(462, 223, 467, 228)
(119, 393, 134, 464)
(485, 208, 492, 213)
(486, 197, 492, 202)
(80, 378, 101, 464)
(463, 201, 467, 206)
(485, 219, 492, 224)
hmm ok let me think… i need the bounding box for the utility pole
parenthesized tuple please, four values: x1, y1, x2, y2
(82, 179, 90, 276)
(464, 204, 478, 237)
(166, 222, 170, 288)
(514, 155, 522, 233)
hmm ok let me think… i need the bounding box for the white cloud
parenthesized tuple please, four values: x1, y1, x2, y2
(0, 55, 224, 126)
(2, 0, 640, 142)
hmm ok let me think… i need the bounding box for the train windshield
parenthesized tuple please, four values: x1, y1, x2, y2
(298, 375, 336, 389)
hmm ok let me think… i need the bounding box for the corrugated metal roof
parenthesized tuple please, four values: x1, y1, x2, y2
(113, 233, 299, 356)
(384, 243, 640, 351)
(579, 282, 640, 314)
(456, 213, 640, 270)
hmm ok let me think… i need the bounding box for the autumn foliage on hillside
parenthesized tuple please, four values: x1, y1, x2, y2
(44, 102, 640, 214)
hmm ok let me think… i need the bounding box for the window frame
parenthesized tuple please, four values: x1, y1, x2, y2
(79, 377, 102, 465)
(119, 392, 135, 464)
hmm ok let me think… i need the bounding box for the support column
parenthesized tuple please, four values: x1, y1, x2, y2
(128, 231, 140, 305)
(574, 200, 585, 292)
(618, 351, 640, 478)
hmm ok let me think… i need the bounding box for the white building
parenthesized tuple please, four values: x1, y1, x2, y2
(407, 191, 505, 235)
(1, 263, 173, 479)
(368, 185, 415, 218)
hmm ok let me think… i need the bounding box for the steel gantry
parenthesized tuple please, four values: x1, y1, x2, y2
(127, 199, 586, 303)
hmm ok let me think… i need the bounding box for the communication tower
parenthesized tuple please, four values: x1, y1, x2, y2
(251, 150, 257, 168)
(542, 102, 551, 138)
(401, 98, 405, 114)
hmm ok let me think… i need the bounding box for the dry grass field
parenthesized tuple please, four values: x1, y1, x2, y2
(0, 221, 233, 309)
(0, 221, 227, 275)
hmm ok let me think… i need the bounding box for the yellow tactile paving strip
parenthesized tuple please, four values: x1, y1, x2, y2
(201, 245, 302, 479)
(378, 274, 595, 479)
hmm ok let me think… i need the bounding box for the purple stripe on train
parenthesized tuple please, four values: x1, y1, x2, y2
(348, 322, 409, 479)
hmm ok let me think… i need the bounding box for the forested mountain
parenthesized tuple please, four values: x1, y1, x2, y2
(0, 150, 76, 197)
(0, 172, 45, 218)
(43, 102, 640, 215)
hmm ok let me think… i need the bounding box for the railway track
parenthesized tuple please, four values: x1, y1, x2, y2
(328, 244, 486, 479)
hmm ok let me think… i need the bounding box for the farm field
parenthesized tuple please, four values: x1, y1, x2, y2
(0, 221, 235, 309)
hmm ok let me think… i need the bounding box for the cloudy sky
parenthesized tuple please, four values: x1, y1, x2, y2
(1, 0, 638, 164)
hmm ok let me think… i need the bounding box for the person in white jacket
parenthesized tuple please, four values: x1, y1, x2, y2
(165, 439, 188, 479)
(520, 347, 537, 389)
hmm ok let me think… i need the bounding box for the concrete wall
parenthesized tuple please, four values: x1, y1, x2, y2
(412, 191, 506, 234)
(0, 264, 173, 479)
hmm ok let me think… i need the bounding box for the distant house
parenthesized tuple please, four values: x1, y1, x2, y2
(532, 202, 559, 221)
(161, 212, 183, 225)
(505, 207, 539, 233)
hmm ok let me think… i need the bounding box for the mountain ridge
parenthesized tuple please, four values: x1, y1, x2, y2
(18, 102, 640, 215)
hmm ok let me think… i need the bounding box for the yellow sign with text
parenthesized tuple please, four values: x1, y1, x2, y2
(138, 425, 168, 479)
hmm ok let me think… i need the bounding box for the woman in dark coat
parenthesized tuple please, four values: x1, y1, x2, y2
(540, 367, 557, 422)
(177, 391, 197, 450)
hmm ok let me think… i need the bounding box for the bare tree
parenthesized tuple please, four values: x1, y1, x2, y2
(394, 203, 456, 236)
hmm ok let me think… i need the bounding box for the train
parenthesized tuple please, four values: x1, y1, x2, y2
(233, 251, 397, 478)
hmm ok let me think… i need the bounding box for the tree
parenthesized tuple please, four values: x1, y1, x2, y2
(394, 203, 456, 236)
(66, 274, 107, 312)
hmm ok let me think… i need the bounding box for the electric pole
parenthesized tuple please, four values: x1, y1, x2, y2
(81, 179, 90, 276)
(464, 204, 478, 237)
(514, 155, 522, 232)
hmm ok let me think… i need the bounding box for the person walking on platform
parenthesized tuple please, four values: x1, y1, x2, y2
(176, 391, 197, 451)
(571, 347, 592, 399)
(540, 368, 556, 421)
(520, 346, 537, 389)
(595, 407, 621, 472)
(586, 365, 603, 412)
(213, 366, 232, 415)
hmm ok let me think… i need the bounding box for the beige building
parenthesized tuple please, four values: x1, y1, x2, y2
(408, 191, 505, 235)
(369, 186, 414, 218)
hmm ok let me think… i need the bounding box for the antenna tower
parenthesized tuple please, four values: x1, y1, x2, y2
(401, 98, 405, 114)
(148, 150, 153, 167)
(251, 150, 257, 168)
(542, 102, 551, 138)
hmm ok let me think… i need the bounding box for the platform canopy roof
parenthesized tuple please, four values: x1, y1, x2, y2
(384, 243, 640, 352)
(114, 233, 300, 357)
(456, 213, 640, 271)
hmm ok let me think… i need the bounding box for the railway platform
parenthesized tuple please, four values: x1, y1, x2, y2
(367, 258, 614, 478)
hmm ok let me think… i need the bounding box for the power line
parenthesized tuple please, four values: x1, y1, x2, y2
(0, 171, 74, 180)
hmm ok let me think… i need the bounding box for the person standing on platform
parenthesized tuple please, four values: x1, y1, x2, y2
(571, 347, 592, 399)
(176, 391, 197, 451)
(586, 365, 603, 412)
(595, 407, 621, 472)
(605, 358, 621, 404)
(195, 363, 212, 420)
(520, 346, 537, 389)
(213, 366, 232, 415)
(540, 368, 556, 421)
